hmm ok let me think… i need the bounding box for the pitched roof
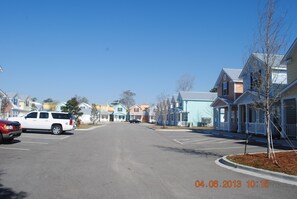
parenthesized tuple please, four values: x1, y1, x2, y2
(240, 53, 286, 78)
(214, 68, 242, 88)
(281, 38, 297, 64)
(179, 91, 217, 101)
(253, 53, 285, 68)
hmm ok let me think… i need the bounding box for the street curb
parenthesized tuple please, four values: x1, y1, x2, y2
(75, 125, 107, 131)
(152, 129, 192, 132)
(215, 155, 297, 186)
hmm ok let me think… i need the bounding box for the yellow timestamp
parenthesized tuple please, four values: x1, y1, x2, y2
(194, 179, 269, 189)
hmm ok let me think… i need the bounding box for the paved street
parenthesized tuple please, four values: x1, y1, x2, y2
(0, 123, 296, 199)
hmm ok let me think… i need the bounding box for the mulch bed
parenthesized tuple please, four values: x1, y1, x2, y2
(227, 151, 297, 176)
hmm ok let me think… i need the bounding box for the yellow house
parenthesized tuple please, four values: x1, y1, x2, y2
(96, 104, 114, 122)
(42, 102, 58, 111)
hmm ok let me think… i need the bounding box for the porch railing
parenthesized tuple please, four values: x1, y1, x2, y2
(219, 122, 228, 131)
(247, 123, 266, 135)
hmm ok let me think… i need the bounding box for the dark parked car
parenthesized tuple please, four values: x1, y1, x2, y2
(0, 120, 22, 143)
(129, 119, 141, 123)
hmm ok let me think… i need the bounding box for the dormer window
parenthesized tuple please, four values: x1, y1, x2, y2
(134, 108, 139, 112)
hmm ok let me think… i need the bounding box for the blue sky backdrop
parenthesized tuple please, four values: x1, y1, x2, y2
(0, 0, 296, 104)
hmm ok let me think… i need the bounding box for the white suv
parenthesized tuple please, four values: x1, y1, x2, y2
(9, 111, 75, 135)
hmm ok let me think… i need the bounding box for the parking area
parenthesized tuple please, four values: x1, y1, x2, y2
(0, 131, 74, 151)
(156, 130, 287, 156)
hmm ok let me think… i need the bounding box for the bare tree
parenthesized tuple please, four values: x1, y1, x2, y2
(157, 92, 170, 127)
(250, 0, 287, 159)
(119, 90, 136, 121)
(119, 90, 136, 108)
(176, 74, 195, 92)
(90, 104, 99, 124)
(1, 96, 11, 119)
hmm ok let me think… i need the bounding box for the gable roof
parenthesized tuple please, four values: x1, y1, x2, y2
(240, 53, 286, 78)
(178, 91, 217, 101)
(281, 38, 297, 64)
(214, 68, 242, 88)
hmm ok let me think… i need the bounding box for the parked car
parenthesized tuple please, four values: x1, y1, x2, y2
(8, 111, 75, 135)
(0, 120, 22, 144)
(129, 119, 141, 123)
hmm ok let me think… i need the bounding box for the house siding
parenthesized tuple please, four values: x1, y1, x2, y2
(184, 100, 214, 126)
(287, 50, 297, 84)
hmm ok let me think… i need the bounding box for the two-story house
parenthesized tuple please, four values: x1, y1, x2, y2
(280, 38, 297, 139)
(148, 105, 157, 123)
(234, 53, 287, 135)
(7, 93, 32, 117)
(97, 104, 113, 122)
(176, 91, 217, 127)
(79, 102, 93, 124)
(211, 68, 243, 132)
(112, 102, 127, 122)
(129, 104, 143, 121)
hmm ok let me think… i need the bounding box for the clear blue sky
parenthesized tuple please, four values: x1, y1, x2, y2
(0, 0, 296, 104)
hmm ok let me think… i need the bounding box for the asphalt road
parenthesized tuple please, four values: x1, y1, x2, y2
(0, 123, 296, 199)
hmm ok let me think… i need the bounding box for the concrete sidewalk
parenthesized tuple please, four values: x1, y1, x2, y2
(192, 129, 297, 150)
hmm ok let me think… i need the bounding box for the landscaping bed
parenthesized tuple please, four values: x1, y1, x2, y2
(227, 151, 297, 176)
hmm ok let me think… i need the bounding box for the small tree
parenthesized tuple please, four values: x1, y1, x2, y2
(119, 90, 136, 121)
(90, 104, 99, 124)
(250, 0, 287, 159)
(61, 97, 83, 126)
(157, 92, 170, 127)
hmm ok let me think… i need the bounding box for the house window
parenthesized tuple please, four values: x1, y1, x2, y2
(134, 108, 139, 112)
(222, 82, 229, 96)
(13, 98, 18, 105)
(118, 108, 122, 112)
(251, 70, 262, 90)
(182, 113, 188, 121)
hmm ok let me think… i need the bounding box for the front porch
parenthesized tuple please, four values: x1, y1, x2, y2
(237, 104, 266, 135)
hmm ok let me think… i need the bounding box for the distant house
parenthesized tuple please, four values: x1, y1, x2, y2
(112, 102, 127, 122)
(148, 105, 157, 123)
(79, 103, 93, 124)
(176, 91, 217, 127)
(129, 104, 143, 121)
(234, 53, 287, 135)
(97, 104, 113, 122)
(42, 102, 57, 111)
(281, 38, 297, 139)
(7, 93, 32, 117)
(211, 68, 243, 132)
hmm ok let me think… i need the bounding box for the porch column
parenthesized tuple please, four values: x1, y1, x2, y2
(228, 105, 231, 132)
(245, 105, 249, 134)
(281, 99, 285, 138)
(237, 105, 241, 133)
(218, 108, 221, 130)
